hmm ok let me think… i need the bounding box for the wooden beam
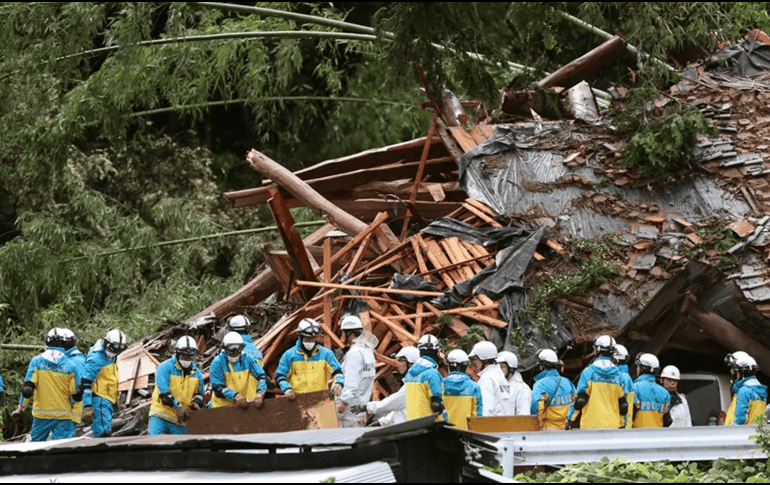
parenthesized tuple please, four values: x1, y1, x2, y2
(686, 306, 770, 375)
(538, 35, 626, 90)
(370, 311, 417, 345)
(296, 280, 443, 297)
(401, 116, 437, 239)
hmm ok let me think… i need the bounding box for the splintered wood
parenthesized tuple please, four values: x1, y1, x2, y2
(256, 199, 526, 400)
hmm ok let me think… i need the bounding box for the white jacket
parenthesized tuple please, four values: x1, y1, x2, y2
(339, 343, 376, 407)
(367, 386, 407, 426)
(478, 364, 515, 416)
(507, 371, 533, 416)
(669, 391, 692, 427)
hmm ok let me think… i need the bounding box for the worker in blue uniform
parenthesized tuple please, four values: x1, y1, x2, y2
(60, 329, 85, 437)
(404, 334, 446, 421)
(226, 315, 264, 367)
(613, 344, 634, 428)
(632, 353, 670, 428)
(148, 336, 205, 435)
(81, 329, 128, 437)
(210, 331, 267, 409)
(443, 349, 482, 430)
(275, 318, 344, 399)
(725, 353, 767, 425)
(12, 328, 82, 441)
(530, 349, 575, 430)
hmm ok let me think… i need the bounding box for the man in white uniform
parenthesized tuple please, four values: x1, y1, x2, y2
(469, 341, 514, 416)
(336, 315, 377, 427)
(365, 346, 420, 426)
(497, 351, 532, 415)
(660, 365, 692, 427)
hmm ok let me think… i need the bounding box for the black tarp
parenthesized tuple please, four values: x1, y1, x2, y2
(706, 41, 770, 77)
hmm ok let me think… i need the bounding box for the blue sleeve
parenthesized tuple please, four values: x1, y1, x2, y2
(275, 350, 293, 393)
(735, 388, 749, 425)
(196, 368, 205, 396)
(82, 353, 106, 407)
(475, 382, 483, 417)
(250, 358, 267, 393)
(156, 362, 179, 407)
(428, 370, 443, 400)
(576, 368, 591, 395)
(531, 381, 542, 415)
(0, 371, 4, 392)
(325, 349, 344, 386)
(20, 359, 36, 406)
(73, 361, 82, 395)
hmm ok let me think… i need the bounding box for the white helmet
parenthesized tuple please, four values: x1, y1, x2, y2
(496, 351, 519, 370)
(734, 354, 759, 374)
(396, 346, 420, 364)
(613, 344, 629, 365)
(223, 331, 245, 362)
(60, 328, 78, 351)
(227, 315, 252, 334)
(298, 318, 322, 338)
(593, 335, 616, 355)
(340, 315, 363, 331)
(537, 349, 559, 367)
(635, 353, 660, 373)
(725, 351, 752, 368)
(104, 329, 128, 356)
(660, 365, 681, 380)
(417, 334, 441, 351)
(45, 328, 66, 348)
(447, 349, 470, 366)
(175, 335, 199, 357)
(469, 341, 497, 361)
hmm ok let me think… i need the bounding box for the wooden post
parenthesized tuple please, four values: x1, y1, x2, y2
(538, 35, 626, 90)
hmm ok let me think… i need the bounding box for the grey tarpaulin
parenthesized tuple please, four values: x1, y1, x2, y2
(388, 274, 441, 303)
(706, 41, 770, 78)
(420, 217, 539, 248)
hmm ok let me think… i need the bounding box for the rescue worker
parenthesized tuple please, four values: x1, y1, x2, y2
(443, 349, 483, 430)
(210, 331, 267, 409)
(568, 335, 627, 429)
(725, 352, 767, 425)
(275, 318, 344, 400)
(469, 341, 514, 416)
(632, 353, 670, 428)
(497, 351, 532, 416)
(60, 328, 85, 436)
(530, 349, 575, 430)
(12, 328, 82, 441)
(226, 314, 264, 367)
(613, 344, 634, 428)
(336, 315, 377, 428)
(148, 336, 205, 435)
(366, 346, 419, 426)
(404, 334, 446, 420)
(80, 329, 126, 437)
(660, 365, 692, 427)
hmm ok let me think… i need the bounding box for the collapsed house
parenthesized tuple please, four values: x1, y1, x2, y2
(35, 31, 770, 440)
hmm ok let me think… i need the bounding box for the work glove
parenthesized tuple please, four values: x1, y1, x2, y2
(11, 406, 24, 422)
(285, 389, 296, 401)
(235, 394, 249, 410)
(81, 407, 94, 426)
(175, 406, 187, 424)
(188, 401, 201, 412)
(330, 383, 343, 398)
(564, 419, 573, 431)
(349, 405, 366, 414)
(253, 392, 265, 409)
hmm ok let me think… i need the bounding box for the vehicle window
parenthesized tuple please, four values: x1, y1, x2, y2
(679, 380, 720, 426)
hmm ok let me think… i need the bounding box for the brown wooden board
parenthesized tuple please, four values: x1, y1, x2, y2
(467, 415, 540, 433)
(186, 390, 339, 434)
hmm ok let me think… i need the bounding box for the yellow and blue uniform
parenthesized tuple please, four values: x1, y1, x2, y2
(82, 340, 119, 437)
(20, 347, 81, 441)
(404, 356, 446, 421)
(149, 356, 205, 435)
(275, 339, 343, 394)
(241, 334, 264, 368)
(572, 356, 625, 429)
(210, 351, 266, 408)
(531, 368, 575, 429)
(64, 347, 85, 435)
(632, 374, 670, 428)
(617, 364, 635, 428)
(727, 377, 767, 425)
(443, 371, 483, 430)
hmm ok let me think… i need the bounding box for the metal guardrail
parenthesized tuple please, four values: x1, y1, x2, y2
(494, 426, 767, 479)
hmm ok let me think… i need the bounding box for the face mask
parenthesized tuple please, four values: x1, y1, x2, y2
(227, 355, 239, 363)
(179, 358, 193, 369)
(105, 350, 117, 359)
(302, 341, 316, 352)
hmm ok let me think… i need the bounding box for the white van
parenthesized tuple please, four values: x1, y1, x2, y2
(677, 372, 733, 426)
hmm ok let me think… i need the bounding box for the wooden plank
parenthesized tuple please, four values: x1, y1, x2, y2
(313, 212, 389, 278)
(390, 304, 417, 330)
(423, 302, 470, 336)
(376, 330, 394, 354)
(323, 238, 333, 349)
(124, 357, 142, 406)
(538, 35, 626, 90)
(462, 201, 502, 227)
(465, 198, 499, 219)
(260, 323, 292, 367)
(424, 239, 465, 285)
(450, 238, 484, 274)
(410, 236, 433, 283)
(461, 241, 495, 266)
(348, 231, 375, 275)
(385, 304, 499, 321)
(448, 126, 479, 152)
(435, 118, 466, 162)
(374, 351, 401, 368)
(545, 240, 565, 254)
(268, 188, 317, 301)
(414, 302, 423, 338)
(261, 247, 295, 295)
(401, 116, 438, 240)
(467, 126, 491, 146)
(467, 415, 539, 433)
(465, 310, 508, 328)
(296, 280, 443, 297)
(370, 311, 417, 345)
(440, 238, 476, 281)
